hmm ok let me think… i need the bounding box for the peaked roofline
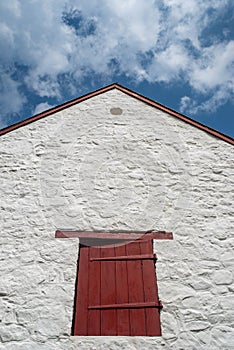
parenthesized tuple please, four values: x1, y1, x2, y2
(0, 83, 233, 145)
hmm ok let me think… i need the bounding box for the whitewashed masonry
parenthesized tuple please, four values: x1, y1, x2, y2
(0, 86, 234, 349)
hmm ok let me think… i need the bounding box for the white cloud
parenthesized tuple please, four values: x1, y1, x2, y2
(148, 44, 191, 82)
(0, 70, 26, 129)
(190, 41, 234, 91)
(0, 71, 26, 116)
(180, 96, 192, 114)
(105, 0, 160, 51)
(180, 85, 234, 116)
(180, 40, 234, 115)
(0, 0, 233, 121)
(0, 23, 15, 62)
(34, 102, 55, 115)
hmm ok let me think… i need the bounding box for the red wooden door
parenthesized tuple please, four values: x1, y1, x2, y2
(73, 239, 162, 336)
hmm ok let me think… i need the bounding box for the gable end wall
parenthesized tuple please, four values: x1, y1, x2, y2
(0, 89, 233, 349)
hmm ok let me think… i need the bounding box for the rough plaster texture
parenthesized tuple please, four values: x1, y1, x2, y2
(0, 89, 233, 349)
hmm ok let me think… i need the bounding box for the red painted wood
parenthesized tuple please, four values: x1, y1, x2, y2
(88, 246, 101, 335)
(90, 254, 156, 261)
(88, 301, 161, 309)
(127, 241, 146, 336)
(73, 245, 89, 335)
(140, 240, 161, 336)
(100, 246, 117, 335)
(115, 244, 130, 335)
(74, 240, 161, 336)
(55, 230, 173, 240)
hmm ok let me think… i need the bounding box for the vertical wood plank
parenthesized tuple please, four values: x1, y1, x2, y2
(88, 246, 101, 335)
(115, 244, 130, 335)
(73, 238, 162, 336)
(126, 241, 146, 336)
(100, 245, 117, 335)
(140, 240, 161, 336)
(73, 245, 89, 335)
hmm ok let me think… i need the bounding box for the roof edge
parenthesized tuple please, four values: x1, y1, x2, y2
(0, 83, 118, 137)
(0, 82, 233, 145)
(114, 84, 234, 146)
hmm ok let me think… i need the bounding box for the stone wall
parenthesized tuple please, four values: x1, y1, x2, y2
(0, 89, 233, 349)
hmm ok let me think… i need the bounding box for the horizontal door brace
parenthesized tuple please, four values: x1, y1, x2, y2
(90, 253, 157, 261)
(88, 301, 163, 310)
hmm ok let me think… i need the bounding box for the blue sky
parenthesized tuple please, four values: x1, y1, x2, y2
(0, 0, 234, 137)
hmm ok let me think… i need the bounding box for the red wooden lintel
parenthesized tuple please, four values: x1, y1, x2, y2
(90, 253, 157, 262)
(55, 230, 173, 240)
(88, 301, 163, 310)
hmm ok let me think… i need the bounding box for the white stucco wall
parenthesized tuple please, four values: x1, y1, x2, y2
(0, 88, 233, 349)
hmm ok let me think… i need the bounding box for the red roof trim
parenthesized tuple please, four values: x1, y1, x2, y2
(0, 83, 117, 136)
(1, 82, 233, 145)
(115, 84, 234, 146)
